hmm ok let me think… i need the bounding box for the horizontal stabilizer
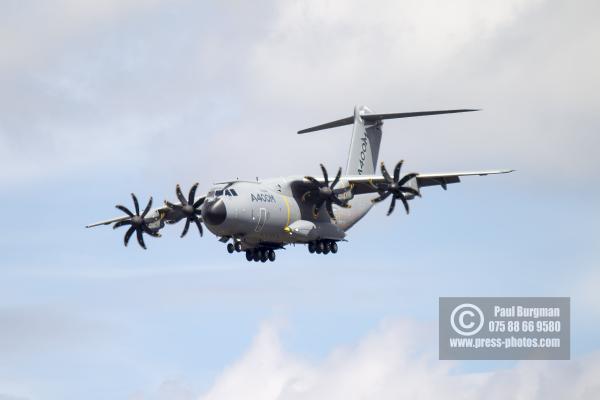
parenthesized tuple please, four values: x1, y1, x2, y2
(298, 108, 478, 134)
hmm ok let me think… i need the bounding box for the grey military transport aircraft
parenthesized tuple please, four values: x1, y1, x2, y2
(87, 105, 513, 262)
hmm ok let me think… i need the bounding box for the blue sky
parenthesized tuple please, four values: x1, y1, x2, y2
(1, 1, 599, 399)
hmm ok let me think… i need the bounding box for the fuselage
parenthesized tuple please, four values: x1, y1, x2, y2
(199, 176, 375, 248)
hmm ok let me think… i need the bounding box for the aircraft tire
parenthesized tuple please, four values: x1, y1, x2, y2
(317, 241, 325, 253)
(227, 243, 235, 253)
(234, 242, 242, 252)
(245, 251, 253, 261)
(260, 251, 268, 263)
(268, 250, 276, 262)
(253, 251, 260, 262)
(308, 242, 316, 253)
(331, 242, 338, 253)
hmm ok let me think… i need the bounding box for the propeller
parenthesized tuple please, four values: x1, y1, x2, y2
(165, 183, 204, 237)
(371, 161, 421, 215)
(113, 193, 160, 249)
(302, 164, 351, 220)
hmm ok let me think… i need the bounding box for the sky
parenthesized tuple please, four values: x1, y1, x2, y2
(0, 0, 599, 399)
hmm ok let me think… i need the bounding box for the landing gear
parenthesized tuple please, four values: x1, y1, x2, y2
(308, 240, 339, 255)
(246, 248, 278, 262)
(234, 241, 242, 252)
(227, 243, 235, 253)
(324, 241, 331, 254)
(317, 241, 325, 253)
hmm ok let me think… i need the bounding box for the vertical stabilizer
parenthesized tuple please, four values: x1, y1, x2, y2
(345, 105, 382, 175)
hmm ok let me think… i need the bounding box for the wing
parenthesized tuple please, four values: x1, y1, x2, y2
(347, 169, 514, 195)
(85, 196, 206, 229)
(85, 204, 173, 228)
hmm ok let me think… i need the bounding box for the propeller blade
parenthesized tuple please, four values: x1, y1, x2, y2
(381, 162, 392, 182)
(131, 193, 140, 215)
(330, 167, 342, 189)
(136, 228, 147, 249)
(141, 196, 153, 218)
(387, 196, 396, 216)
(331, 196, 350, 208)
(188, 183, 198, 205)
(124, 226, 136, 246)
(165, 200, 182, 211)
(181, 218, 191, 237)
(142, 224, 160, 237)
(393, 160, 404, 181)
(176, 184, 187, 205)
(116, 205, 134, 217)
(372, 191, 391, 203)
(304, 176, 320, 186)
(193, 197, 205, 208)
(325, 201, 336, 220)
(113, 220, 132, 229)
(320, 164, 329, 185)
(312, 199, 325, 218)
(398, 193, 410, 214)
(399, 186, 421, 197)
(398, 172, 418, 186)
(194, 219, 204, 237)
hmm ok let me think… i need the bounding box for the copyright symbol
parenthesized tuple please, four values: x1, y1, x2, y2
(450, 303, 484, 336)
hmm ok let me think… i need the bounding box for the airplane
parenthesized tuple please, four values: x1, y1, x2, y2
(86, 105, 513, 262)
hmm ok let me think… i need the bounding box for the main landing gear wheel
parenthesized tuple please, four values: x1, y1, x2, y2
(246, 248, 277, 262)
(309, 240, 338, 255)
(227, 243, 235, 253)
(234, 241, 242, 252)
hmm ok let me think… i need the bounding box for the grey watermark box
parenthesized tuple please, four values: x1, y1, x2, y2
(439, 297, 570, 360)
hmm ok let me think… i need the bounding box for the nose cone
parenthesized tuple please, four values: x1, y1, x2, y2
(203, 198, 227, 225)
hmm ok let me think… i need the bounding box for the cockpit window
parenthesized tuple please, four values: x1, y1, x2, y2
(215, 190, 223, 196)
(230, 189, 238, 196)
(225, 189, 232, 196)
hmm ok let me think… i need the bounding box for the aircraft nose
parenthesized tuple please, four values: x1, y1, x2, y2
(203, 198, 227, 225)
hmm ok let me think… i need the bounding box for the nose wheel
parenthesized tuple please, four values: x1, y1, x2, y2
(308, 240, 338, 255)
(227, 240, 244, 254)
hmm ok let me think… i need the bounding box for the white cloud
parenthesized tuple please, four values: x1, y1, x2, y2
(0, 0, 165, 73)
(244, 0, 600, 179)
(197, 319, 600, 400)
(1, 0, 599, 185)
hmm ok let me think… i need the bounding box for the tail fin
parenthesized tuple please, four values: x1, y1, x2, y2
(297, 106, 478, 176)
(346, 105, 381, 175)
